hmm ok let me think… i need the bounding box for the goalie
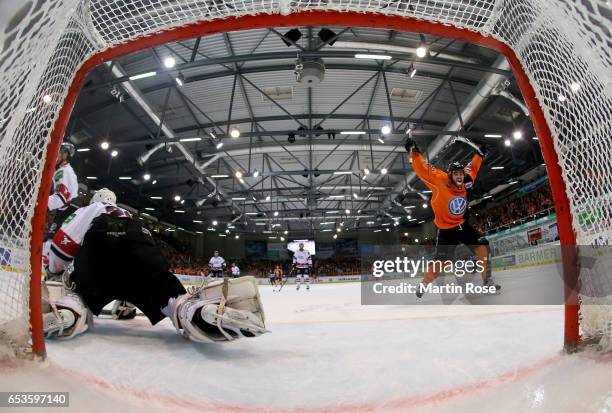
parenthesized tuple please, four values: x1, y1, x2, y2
(43, 188, 267, 343)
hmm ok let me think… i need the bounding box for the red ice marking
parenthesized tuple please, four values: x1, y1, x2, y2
(49, 355, 564, 413)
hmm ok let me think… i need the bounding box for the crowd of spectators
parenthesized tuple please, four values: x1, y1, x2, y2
(473, 184, 554, 235)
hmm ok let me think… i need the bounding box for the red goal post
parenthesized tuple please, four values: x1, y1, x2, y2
(0, 0, 609, 358)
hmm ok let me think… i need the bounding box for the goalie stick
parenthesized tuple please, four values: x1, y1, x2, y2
(278, 268, 295, 292)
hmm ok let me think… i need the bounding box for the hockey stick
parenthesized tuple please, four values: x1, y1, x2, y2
(278, 268, 295, 292)
(453, 136, 484, 156)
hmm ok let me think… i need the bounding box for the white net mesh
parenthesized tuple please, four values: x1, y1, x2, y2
(0, 0, 610, 356)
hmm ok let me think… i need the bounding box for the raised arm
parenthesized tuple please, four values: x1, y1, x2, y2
(466, 153, 484, 182)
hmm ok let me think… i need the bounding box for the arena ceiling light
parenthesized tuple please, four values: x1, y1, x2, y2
(245, 212, 258, 215)
(232, 197, 246, 201)
(235, 171, 243, 179)
(491, 166, 505, 170)
(252, 169, 260, 178)
(100, 141, 110, 150)
(380, 168, 388, 174)
(333, 234, 338, 239)
(373, 229, 382, 233)
(216, 142, 224, 149)
(128, 71, 156, 80)
(76, 148, 90, 152)
(179, 137, 201, 142)
(145, 207, 155, 211)
(320, 222, 335, 225)
(111, 150, 118, 157)
(273, 211, 279, 217)
(118, 176, 131, 180)
(174, 210, 185, 213)
(280, 236, 285, 241)
(484, 134, 502, 138)
(212, 220, 218, 226)
(422, 203, 428, 208)
(381, 125, 391, 135)
(86, 176, 97, 180)
(143, 173, 151, 181)
(340, 130, 366, 135)
(415, 45, 428, 58)
(175, 74, 184, 86)
(326, 210, 339, 214)
(504, 138, 512, 147)
(229, 128, 240, 138)
(150, 196, 162, 200)
(355, 54, 392, 60)
(163, 57, 176, 68)
(377, 137, 385, 144)
(345, 209, 351, 214)
(210, 174, 229, 178)
(265, 196, 271, 201)
(152, 180, 157, 185)
(174, 195, 181, 201)
(333, 171, 353, 175)
(363, 168, 370, 175)
(512, 130, 523, 140)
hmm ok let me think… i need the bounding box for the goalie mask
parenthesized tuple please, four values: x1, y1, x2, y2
(90, 188, 116, 205)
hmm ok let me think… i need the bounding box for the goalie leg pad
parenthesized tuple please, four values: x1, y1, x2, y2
(167, 276, 267, 343)
(43, 293, 90, 339)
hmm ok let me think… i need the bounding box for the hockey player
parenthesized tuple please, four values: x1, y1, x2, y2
(46, 142, 79, 240)
(273, 265, 283, 292)
(293, 243, 312, 291)
(208, 250, 226, 278)
(404, 138, 500, 298)
(231, 263, 240, 278)
(42, 188, 267, 342)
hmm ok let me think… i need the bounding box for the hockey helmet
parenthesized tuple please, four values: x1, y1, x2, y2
(90, 188, 116, 204)
(59, 142, 76, 159)
(447, 161, 465, 173)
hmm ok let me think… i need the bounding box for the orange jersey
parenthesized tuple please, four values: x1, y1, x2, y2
(410, 152, 483, 229)
(274, 268, 282, 277)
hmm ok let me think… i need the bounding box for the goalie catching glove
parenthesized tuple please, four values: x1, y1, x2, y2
(166, 276, 268, 343)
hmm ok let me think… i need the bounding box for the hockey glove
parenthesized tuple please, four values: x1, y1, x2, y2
(404, 138, 420, 153)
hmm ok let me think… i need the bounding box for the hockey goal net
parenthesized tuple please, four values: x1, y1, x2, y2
(0, 0, 610, 358)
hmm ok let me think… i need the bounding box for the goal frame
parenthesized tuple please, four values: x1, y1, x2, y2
(29, 10, 580, 357)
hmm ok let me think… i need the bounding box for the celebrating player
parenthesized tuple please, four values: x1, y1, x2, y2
(42, 188, 266, 343)
(405, 138, 500, 298)
(208, 250, 226, 278)
(293, 243, 312, 291)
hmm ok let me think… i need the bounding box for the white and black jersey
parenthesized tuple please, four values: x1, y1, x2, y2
(48, 163, 78, 211)
(209, 256, 226, 271)
(293, 249, 312, 269)
(47, 202, 131, 275)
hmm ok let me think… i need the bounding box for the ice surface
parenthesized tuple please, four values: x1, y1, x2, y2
(1, 265, 611, 412)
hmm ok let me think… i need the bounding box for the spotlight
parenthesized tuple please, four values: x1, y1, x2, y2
(216, 142, 224, 149)
(381, 124, 391, 135)
(143, 173, 151, 181)
(317, 28, 337, 46)
(281, 28, 302, 47)
(175, 73, 185, 86)
(336, 227, 342, 233)
(235, 235, 240, 239)
(416, 45, 427, 58)
(378, 138, 385, 144)
(212, 220, 218, 226)
(152, 180, 157, 185)
(174, 195, 181, 202)
(345, 209, 350, 214)
(333, 234, 338, 239)
(252, 169, 260, 178)
(408, 65, 417, 78)
(381, 168, 388, 174)
(422, 203, 428, 209)
(265, 196, 271, 201)
(363, 168, 370, 175)
(513, 130, 523, 140)
(164, 57, 176, 68)
(100, 141, 110, 150)
(229, 128, 240, 138)
(504, 138, 512, 147)
(110, 150, 118, 157)
(274, 211, 279, 217)
(235, 171, 243, 179)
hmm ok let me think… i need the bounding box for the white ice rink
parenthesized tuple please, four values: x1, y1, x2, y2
(2, 265, 611, 413)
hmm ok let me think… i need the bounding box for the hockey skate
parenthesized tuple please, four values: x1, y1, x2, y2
(42, 281, 90, 339)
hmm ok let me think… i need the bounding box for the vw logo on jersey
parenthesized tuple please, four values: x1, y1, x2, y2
(448, 196, 467, 216)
